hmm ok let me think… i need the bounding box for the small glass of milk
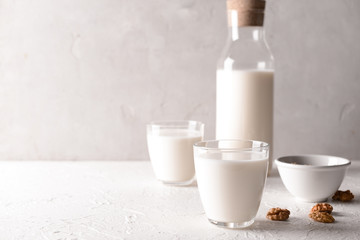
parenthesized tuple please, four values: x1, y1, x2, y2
(147, 120, 204, 186)
(193, 139, 269, 228)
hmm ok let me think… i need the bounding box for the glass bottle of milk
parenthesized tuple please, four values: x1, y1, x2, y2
(216, 0, 274, 173)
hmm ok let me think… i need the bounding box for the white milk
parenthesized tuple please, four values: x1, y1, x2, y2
(216, 70, 274, 170)
(195, 153, 268, 223)
(147, 129, 202, 184)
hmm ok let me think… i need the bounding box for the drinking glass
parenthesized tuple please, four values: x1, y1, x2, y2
(147, 120, 204, 185)
(194, 139, 269, 228)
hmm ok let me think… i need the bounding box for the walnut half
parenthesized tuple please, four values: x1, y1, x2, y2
(266, 208, 290, 221)
(332, 190, 354, 202)
(310, 203, 333, 214)
(309, 211, 335, 223)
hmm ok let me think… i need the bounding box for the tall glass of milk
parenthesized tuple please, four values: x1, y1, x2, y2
(216, 0, 274, 173)
(194, 139, 269, 228)
(147, 121, 204, 186)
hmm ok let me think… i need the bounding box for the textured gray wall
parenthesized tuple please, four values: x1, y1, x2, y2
(0, 0, 359, 160)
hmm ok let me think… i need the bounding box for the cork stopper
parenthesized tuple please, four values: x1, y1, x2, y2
(226, 0, 266, 27)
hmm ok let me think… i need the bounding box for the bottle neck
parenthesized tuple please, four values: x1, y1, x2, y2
(228, 26, 265, 42)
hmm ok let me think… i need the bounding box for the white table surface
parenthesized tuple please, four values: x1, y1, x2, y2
(0, 160, 359, 240)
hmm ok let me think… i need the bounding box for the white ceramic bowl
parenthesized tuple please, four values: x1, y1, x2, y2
(275, 155, 351, 202)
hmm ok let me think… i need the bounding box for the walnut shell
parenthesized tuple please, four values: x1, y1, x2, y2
(266, 207, 290, 221)
(309, 211, 335, 223)
(332, 190, 354, 202)
(310, 203, 333, 214)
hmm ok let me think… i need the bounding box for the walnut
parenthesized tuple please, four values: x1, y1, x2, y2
(332, 190, 354, 202)
(266, 208, 290, 221)
(309, 211, 335, 223)
(310, 203, 333, 214)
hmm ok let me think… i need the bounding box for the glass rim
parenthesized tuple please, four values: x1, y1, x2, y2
(194, 139, 269, 151)
(147, 120, 204, 128)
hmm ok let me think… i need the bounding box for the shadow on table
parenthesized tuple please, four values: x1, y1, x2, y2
(187, 180, 198, 188)
(163, 180, 198, 188)
(246, 218, 356, 233)
(267, 166, 280, 178)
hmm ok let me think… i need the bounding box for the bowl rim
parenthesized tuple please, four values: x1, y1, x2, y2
(275, 154, 351, 169)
